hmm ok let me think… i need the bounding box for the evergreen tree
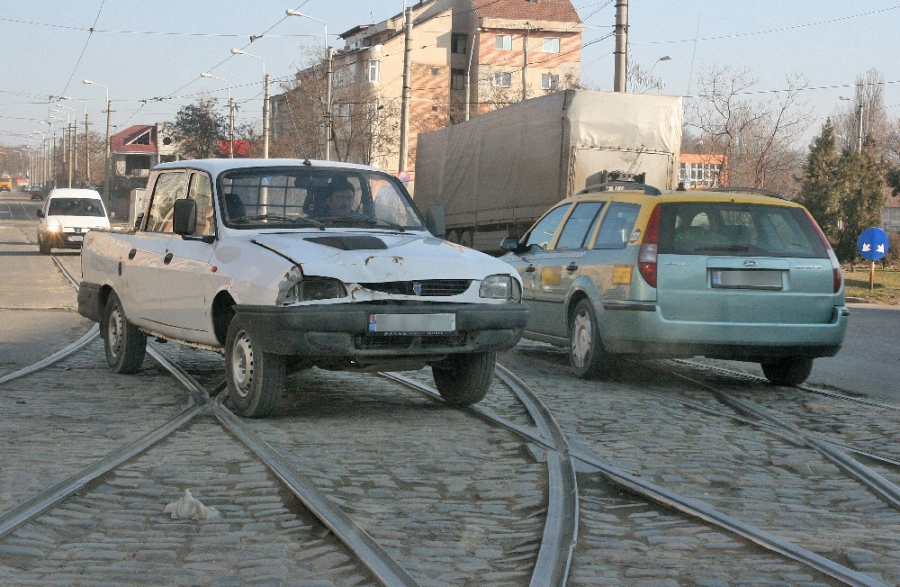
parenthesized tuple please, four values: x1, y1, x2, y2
(797, 120, 841, 243)
(833, 145, 887, 261)
(173, 98, 226, 159)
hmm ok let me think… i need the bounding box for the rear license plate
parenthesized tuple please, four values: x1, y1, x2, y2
(67, 235, 84, 242)
(368, 313, 456, 335)
(711, 269, 782, 290)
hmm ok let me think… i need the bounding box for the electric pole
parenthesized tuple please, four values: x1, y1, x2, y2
(263, 74, 271, 158)
(614, 0, 628, 92)
(398, 8, 413, 173)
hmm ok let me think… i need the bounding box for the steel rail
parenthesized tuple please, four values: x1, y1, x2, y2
(381, 370, 579, 587)
(664, 367, 900, 511)
(0, 325, 99, 385)
(382, 368, 889, 587)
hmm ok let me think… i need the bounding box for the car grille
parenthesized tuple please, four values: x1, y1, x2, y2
(359, 280, 472, 297)
(354, 333, 468, 350)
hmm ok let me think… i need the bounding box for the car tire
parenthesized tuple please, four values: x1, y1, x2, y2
(38, 235, 51, 255)
(569, 298, 614, 380)
(103, 292, 147, 374)
(225, 317, 285, 418)
(432, 351, 495, 406)
(760, 358, 813, 386)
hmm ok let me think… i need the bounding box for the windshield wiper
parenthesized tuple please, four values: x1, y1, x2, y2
(318, 216, 409, 232)
(230, 214, 324, 229)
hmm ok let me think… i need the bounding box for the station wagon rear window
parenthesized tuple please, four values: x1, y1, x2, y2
(657, 202, 828, 258)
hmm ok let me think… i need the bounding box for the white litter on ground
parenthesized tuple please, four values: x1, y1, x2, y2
(163, 489, 220, 520)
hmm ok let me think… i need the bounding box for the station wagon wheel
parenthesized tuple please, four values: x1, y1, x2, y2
(760, 357, 814, 387)
(38, 235, 50, 255)
(432, 351, 495, 406)
(225, 317, 285, 418)
(102, 291, 147, 374)
(569, 299, 614, 380)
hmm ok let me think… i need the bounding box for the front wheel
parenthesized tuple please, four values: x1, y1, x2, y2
(103, 292, 147, 373)
(38, 235, 51, 255)
(432, 351, 495, 406)
(760, 358, 813, 386)
(225, 317, 285, 418)
(569, 299, 614, 380)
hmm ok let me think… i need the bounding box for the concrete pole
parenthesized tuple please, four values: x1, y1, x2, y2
(614, 0, 628, 92)
(522, 25, 530, 101)
(84, 114, 90, 183)
(67, 124, 73, 188)
(856, 101, 864, 153)
(325, 46, 333, 161)
(229, 98, 235, 158)
(72, 122, 78, 186)
(104, 100, 112, 209)
(263, 74, 270, 158)
(464, 31, 478, 121)
(398, 8, 413, 173)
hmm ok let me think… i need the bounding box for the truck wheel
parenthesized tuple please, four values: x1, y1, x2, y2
(38, 235, 51, 255)
(761, 358, 813, 386)
(225, 317, 285, 418)
(458, 230, 473, 248)
(447, 229, 459, 244)
(569, 299, 614, 380)
(432, 351, 495, 406)
(103, 292, 147, 374)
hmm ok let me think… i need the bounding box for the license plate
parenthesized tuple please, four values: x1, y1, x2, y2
(68, 235, 84, 242)
(711, 269, 782, 290)
(368, 313, 456, 335)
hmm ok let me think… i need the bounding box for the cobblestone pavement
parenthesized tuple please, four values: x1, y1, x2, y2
(4, 204, 900, 586)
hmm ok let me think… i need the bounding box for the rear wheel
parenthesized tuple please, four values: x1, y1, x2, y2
(458, 229, 474, 249)
(761, 358, 813, 386)
(432, 351, 495, 406)
(103, 292, 147, 374)
(569, 299, 614, 379)
(225, 317, 285, 418)
(38, 235, 51, 255)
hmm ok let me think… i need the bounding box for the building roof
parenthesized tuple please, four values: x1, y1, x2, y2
(111, 125, 157, 153)
(472, 0, 581, 23)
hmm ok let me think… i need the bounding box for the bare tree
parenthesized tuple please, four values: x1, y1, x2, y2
(835, 69, 890, 158)
(627, 58, 665, 94)
(688, 66, 814, 195)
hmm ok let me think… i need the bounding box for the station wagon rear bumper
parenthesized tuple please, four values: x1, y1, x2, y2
(600, 303, 848, 360)
(235, 302, 528, 358)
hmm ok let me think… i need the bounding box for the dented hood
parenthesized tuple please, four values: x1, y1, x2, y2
(252, 231, 510, 282)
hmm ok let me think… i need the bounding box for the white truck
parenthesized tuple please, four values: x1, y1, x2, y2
(78, 158, 528, 417)
(413, 89, 683, 252)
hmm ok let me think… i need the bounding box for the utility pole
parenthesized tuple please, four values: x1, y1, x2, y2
(522, 24, 531, 101)
(84, 114, 90, 182)
(229, 98, 235, 158)
(398, 7, 413, 173)
(104, 100, 112, 208)
(614, 0, 628, 92)
(464, 31, 478, 121)
(855, 99, 864, 153)
(263, 74, 271, 158)
(325, 46, 334, 161)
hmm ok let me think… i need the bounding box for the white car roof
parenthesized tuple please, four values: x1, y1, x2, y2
(48, 188, 103, 199)
(152, 158, 388, 177)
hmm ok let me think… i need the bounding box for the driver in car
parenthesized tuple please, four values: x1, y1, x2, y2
(322, 180, 357, 216)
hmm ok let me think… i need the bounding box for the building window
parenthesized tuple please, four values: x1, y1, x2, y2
(368, 59, 380, 83)
(526, 0, 539, 3)
(431, 68, 439, 76)
(451, 68, 466, 91)
(495, 35, 512, 50)
(451, 33, 468, 54)
(541, 73, 559, 90)
(542, 38, 560, 53)
(494, 72, 512, 88)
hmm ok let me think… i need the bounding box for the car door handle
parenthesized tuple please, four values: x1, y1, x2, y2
(164, 252, 174, 265)
(565, 263, 578, 272)
(128, 248, 137, 260)
(525, 265, 536, 273)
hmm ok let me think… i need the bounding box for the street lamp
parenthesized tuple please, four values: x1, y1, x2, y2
(648, 55, 673, 78)
(286, 9, 333, 161)
(83, 79, 112, 208)
(231, 49, 270, 158)
(202, 72, 234, 158)
(839, 95, 864, 153)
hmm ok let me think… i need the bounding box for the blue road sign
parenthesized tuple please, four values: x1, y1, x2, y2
(858, 227, 890, 261)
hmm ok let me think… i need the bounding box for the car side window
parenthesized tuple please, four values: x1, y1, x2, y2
(146, 171, 187, 232)
(593, 202, 640, 249)
(523, 204, 571, 251)
(554, 202, 604, 250)
(187, 172, 215, 236)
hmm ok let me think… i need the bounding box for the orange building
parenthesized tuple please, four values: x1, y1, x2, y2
(678, 153, 727, 190)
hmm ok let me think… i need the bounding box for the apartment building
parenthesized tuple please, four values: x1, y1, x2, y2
(273, 0, 583, 177)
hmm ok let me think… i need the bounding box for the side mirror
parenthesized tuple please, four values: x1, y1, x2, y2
(36, 209, 44, 218)
(500, 236, 522, 253)
(133, 212, 145, 230)
(426, 205, 446, 238)
(172, 199, 197, 236)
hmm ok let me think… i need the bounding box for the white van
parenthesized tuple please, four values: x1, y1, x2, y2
(36, 188, 110, 254)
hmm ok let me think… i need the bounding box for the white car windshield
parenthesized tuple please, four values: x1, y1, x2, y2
(217, 168, 425, 231)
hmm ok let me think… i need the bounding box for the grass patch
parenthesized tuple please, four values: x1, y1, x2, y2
(843, 266, 900, 304)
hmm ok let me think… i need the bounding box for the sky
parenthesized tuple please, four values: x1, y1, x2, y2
(1, 0, 898, 151)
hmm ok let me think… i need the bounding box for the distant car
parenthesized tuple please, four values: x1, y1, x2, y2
(29, 188, 45, 201)
(0, 174, 11, 192)
(500, 183, 848, 386)
(36, 188, 110, 254)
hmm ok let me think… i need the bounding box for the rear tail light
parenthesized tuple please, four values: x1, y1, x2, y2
(638, 204, 661, 288)
(804, 209, 843, 293)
